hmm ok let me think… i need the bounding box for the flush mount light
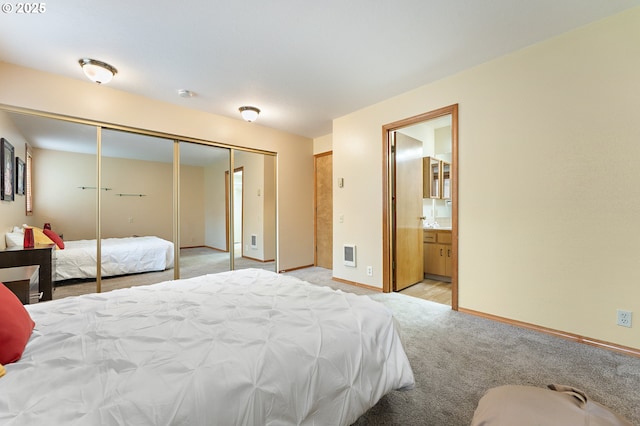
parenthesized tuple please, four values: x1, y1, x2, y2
(239, 106, 260, 122)
(78, 58, 117, 84)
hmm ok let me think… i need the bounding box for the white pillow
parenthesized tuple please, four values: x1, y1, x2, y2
(12, 226, 24, 234)
(5, 232, 24, 248)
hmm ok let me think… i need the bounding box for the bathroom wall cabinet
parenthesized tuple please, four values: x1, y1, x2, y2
(423, 157, 451, 200)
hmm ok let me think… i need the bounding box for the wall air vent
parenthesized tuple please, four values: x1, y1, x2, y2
(343, 244, 356, 267)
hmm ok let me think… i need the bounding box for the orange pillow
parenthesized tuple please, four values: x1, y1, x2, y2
(0, 283, 35, 364)
(43, 229, 65, 250)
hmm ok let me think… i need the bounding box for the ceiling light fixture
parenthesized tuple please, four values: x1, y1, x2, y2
(178, 89, 195, 98)
(78, 58, 117, 84)
(239, 106, 260, 122)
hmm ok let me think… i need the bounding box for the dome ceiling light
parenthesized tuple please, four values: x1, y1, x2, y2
(239, 106, 260, 122)
(78, 58, 117, 84)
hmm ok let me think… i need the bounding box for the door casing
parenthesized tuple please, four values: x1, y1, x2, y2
(382, 104, 459, 310)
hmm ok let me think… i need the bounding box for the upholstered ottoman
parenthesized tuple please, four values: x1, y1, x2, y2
(471, 384, 632, 426)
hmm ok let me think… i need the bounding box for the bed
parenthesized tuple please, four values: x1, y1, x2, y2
(52, 236, 175, 281)
(5, 229, 174, 281)
(0, 268, 415, 425)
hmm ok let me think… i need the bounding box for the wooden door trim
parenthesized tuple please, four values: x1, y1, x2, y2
(382, 104, 459, 310)
(224, 167, 244, 254)
(314, 151, 332, 266)
(225, 170, 229, 252)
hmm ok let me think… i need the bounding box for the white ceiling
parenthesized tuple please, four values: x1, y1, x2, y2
(1, 0, 639, 139)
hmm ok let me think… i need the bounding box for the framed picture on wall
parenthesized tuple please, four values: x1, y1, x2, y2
(16, 156, 25, 196)
(1, 138, 15, 201)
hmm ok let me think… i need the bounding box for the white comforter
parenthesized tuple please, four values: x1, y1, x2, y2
(1, 269, 414, 425)
(54, 236, 175, 281)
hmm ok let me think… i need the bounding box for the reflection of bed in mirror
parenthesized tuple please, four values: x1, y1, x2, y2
(5, 231, 174, 282)
(54, 236, 174, 281)
(2, 110, 278, 285)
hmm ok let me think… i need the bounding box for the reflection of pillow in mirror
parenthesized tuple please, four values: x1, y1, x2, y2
(43, 229, 64, 250)
(30, 227, 54, 247)
(5, 232, 24, 248)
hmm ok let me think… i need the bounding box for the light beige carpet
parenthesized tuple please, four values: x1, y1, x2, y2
(51, 263, 640, 425)
(286, 268, 640, 426)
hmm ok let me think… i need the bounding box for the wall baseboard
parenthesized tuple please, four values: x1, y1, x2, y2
(332, 276, 383, 293)
(278, 264, 314, 273)
(459, 307, 640, 359)
(241, 255, 274, 263)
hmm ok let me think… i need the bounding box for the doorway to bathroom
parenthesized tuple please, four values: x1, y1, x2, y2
(383, 104, 458, 309)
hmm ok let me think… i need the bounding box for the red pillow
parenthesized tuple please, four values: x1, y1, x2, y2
(43, 228, 65, 250)
(0, 283, 35, 364)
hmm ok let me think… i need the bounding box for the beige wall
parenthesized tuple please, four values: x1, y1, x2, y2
(203, 156, 228, 250)
(201, 151, 275, 260)
(0, 62, 314, 270)
(333, 8, 640, 349)
(233, 150, 276, 261)
(313, 134, 332, 154)
(180, 164, 206, 247)
(31, 149, 97, 240)
(28, 148, 205, 244)
(0, 112, 30, 241)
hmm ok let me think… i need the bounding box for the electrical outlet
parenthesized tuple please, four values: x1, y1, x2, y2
(366, 266, 373, 276)
(617, 310, 632, 328)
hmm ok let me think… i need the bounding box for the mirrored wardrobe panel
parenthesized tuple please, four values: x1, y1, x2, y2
(178, 141, 231, 278)
(100, 129, 176, 290)
(6, 112, 99, 297)
(1, 107, 278, 301)
(232, 150, 276, 272)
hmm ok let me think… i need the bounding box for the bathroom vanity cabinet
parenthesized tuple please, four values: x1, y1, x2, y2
(423, 229, 452, 279)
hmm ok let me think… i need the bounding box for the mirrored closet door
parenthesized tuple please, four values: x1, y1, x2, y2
(1, 107, 278, 300)
(231, 150, 276, 272)
(100, 129, 176, 290)
(7, 111, 99, 297)
(178, 141, 232, 278)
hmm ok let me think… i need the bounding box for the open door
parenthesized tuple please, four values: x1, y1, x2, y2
(393, 131, 424, 291)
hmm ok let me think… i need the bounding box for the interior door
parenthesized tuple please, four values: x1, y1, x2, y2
(394, 132, 424, 291)
(314, 152, 333, 269)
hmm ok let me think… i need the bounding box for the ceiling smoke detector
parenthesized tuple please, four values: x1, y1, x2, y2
(178, 89, 195, 98)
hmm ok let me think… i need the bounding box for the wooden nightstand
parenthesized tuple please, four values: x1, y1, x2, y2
(0, 265, 41, 304)
(0, 246, 53, 301)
